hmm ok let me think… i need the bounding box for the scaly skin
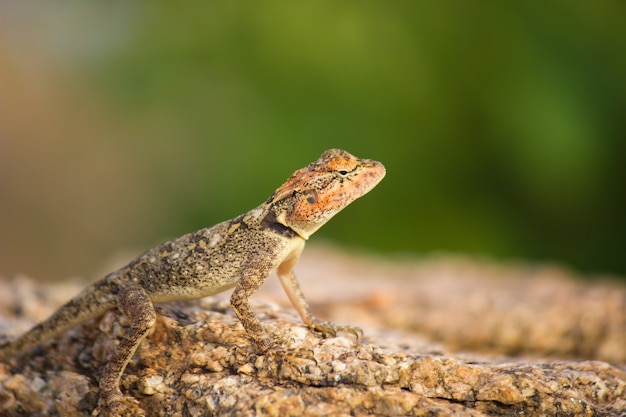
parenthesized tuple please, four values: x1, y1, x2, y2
(0, 149, 386, 414)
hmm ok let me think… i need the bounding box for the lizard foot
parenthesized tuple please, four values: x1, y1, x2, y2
(310, 318, 363, 341)
(260, 345, 318, 375)
(254, 336, 275, 354)
(95, 390, 146, 417)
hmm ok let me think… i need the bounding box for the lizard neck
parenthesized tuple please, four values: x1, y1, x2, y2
(263, 211, 305, 239)
(251, 206, 304, 240)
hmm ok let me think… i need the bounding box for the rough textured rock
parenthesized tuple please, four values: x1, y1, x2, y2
(1, 246, 625, 416)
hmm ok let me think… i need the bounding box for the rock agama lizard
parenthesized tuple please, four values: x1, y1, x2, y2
(0, 148, 386, 413)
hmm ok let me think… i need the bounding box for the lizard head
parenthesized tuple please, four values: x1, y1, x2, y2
(269, 149, 386, 240)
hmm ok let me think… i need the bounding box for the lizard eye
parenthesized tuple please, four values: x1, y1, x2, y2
(338, 170, 348, 176)
(305, 189, 318, 205)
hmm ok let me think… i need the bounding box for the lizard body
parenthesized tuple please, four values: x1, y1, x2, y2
(0, 149, 385, 413)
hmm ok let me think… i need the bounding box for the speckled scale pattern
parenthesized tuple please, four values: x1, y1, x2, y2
(118, 215, 288, 302)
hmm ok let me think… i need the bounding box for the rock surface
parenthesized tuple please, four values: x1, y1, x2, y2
(1, 246, 625, 416)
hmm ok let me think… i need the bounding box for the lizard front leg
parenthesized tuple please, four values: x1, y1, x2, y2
(276, 258, 363, 341)
(230, 264, 274, 352)
(99, 284, 157, 415)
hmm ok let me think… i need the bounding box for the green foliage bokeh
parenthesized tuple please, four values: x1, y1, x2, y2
(2, 1, 625, 277)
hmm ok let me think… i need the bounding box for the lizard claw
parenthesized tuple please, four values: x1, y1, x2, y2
(255, 337, 275, 354)
(334, 324, 364, 340)
(310, 318, 363, 341)
(95, 391, 146, 417)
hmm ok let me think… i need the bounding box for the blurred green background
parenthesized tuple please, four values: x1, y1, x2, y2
(1, 2, 625, 280)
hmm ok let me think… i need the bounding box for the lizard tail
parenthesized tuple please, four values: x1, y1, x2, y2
(0, 278, 119, 359)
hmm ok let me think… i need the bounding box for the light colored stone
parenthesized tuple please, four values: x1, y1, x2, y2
(1, 249, 625, 416)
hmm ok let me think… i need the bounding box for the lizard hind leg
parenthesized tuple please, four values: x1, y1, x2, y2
(99, 284, 157, 415)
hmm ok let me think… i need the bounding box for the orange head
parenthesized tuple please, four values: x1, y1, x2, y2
(268, 149, 386, 239)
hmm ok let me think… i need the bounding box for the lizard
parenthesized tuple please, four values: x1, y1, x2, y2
(0, 148, 386, 414)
